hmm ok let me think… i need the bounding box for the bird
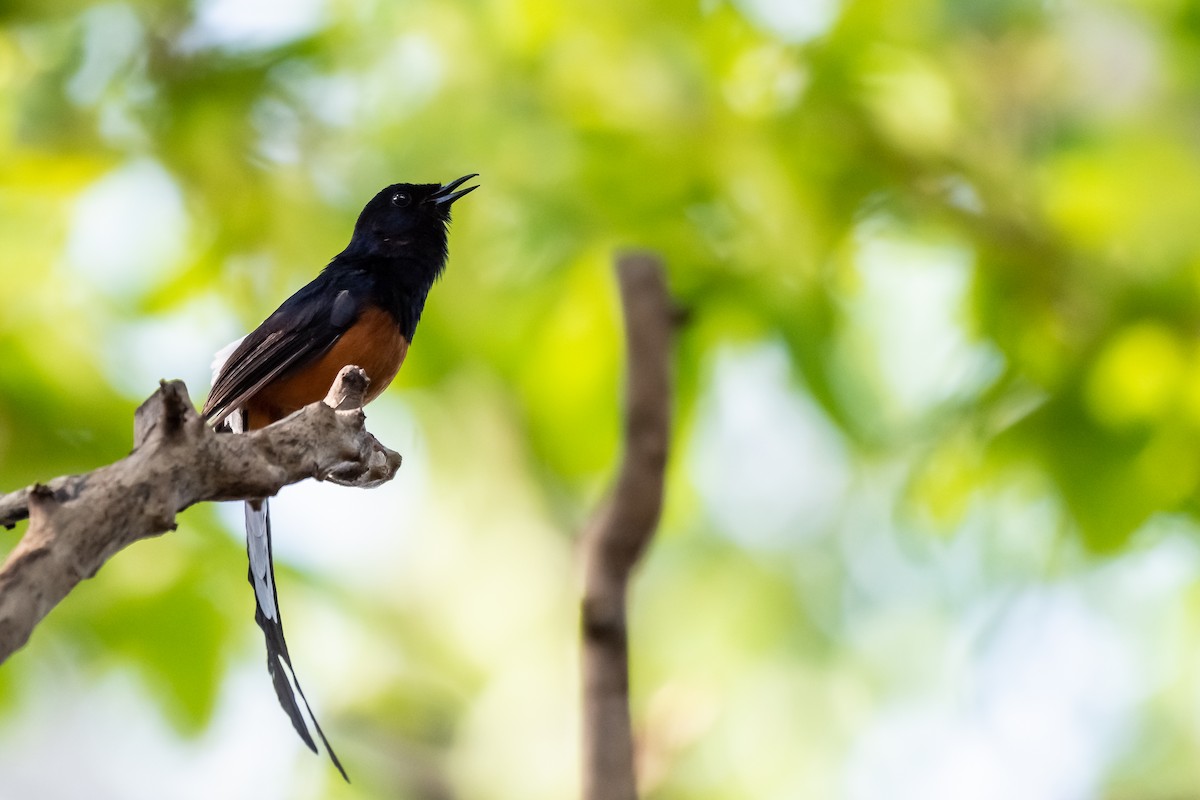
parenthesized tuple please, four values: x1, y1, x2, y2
(202, 175, 478, 781)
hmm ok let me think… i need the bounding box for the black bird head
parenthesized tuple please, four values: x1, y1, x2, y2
(346, 174, 478, 264)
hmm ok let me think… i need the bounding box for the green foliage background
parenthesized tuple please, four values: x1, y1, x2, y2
(2, 0, 1199, 797)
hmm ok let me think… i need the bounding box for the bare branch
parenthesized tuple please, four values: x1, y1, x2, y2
(0, 365, 400, 664)
(581, 251, 673, 800)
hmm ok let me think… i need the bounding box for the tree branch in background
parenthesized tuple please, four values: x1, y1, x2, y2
(0, 366, 401, 665)
(581, 252, 674, 800)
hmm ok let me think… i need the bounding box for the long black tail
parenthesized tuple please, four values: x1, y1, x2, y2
(245, 498, 349, 783)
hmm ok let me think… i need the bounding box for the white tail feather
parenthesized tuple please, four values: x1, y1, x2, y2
(245, 499, 277, 621)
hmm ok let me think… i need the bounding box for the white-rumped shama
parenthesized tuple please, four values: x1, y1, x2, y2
(202, 175, 477, 781)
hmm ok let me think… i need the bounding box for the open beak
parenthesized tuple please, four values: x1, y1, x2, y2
(429, 174, 479, 206)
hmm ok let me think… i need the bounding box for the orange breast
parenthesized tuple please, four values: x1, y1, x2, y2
(244, 305, 409, 430)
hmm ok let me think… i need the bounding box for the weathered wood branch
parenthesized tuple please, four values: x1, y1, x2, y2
(581, 252, 674, 800)
(0, 365, 401, 664)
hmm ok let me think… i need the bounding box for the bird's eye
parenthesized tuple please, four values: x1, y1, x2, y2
(391, 192, 411, 208)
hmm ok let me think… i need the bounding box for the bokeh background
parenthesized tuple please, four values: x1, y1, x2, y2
(1, 0, 1198, 797)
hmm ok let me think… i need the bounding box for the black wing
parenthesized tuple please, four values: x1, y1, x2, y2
(203, 274, 363, 425)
